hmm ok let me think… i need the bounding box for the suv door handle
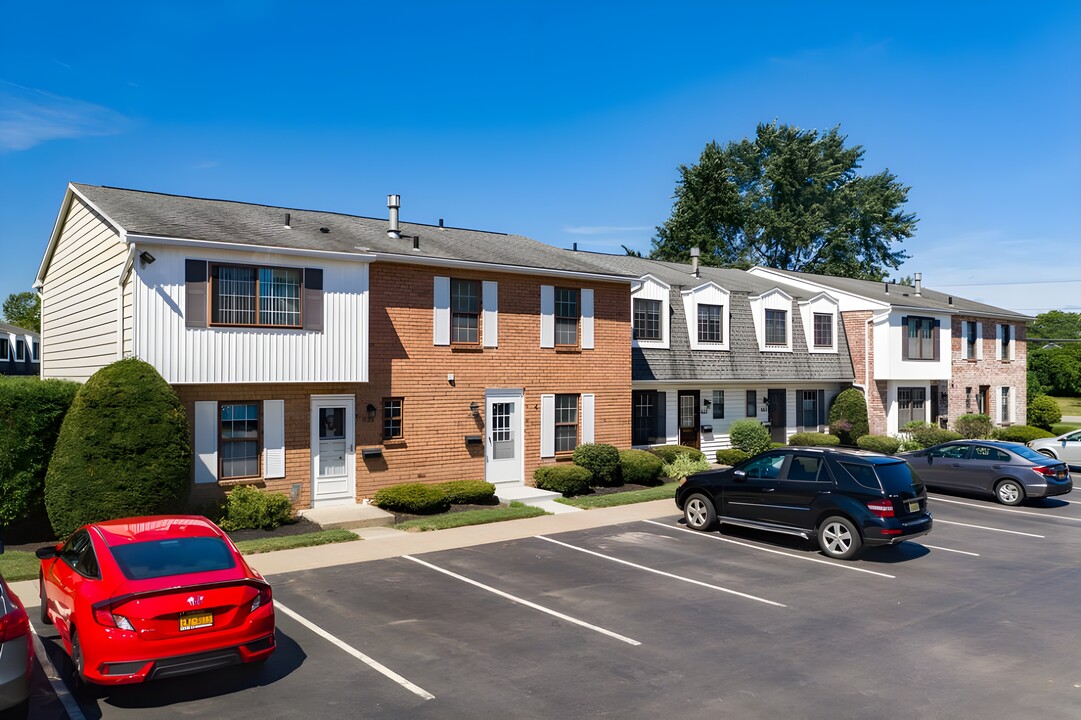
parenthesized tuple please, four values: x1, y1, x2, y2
(763, 487, 775, 492)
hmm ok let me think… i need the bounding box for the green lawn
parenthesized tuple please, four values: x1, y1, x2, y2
(395, 502, 548, 531)
(233, 528, 359, 555)
(556, 482, 678, 509)
(1052, 396, 1081, 417)
(0, 550, 42, 583)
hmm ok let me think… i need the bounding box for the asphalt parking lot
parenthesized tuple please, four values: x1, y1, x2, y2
(24, 492, 1081, 720)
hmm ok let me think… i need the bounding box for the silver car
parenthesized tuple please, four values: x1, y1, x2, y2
(1028, 429, 1081, 465)
(0, 541, 32, 719)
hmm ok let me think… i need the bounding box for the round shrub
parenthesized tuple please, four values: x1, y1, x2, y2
(954, 413, 993, 439)
(533, 465, 592, 497)
(716, 448, 750, 466)
(572, 443, 622, 487)
(903, 421, 963, 449)
(661, 454, 711, 482)
(787, 432, 841, 447)
(1027, 395, 1062, 431)
(619, 449, 664, 486)
(373, 483, 450, 514)
(728, 419, 773, 455)
(993, 425, 1055, 443)
(218, 485, 295, 531)
(828, 388, 869, 444)
(856, 435, 901, 455)
(436, 480, 496, 505)
(45, 358, 191, 538)
(650, 445, 707, 464)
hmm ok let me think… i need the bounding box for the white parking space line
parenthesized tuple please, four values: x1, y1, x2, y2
(402, 555, 641, 646)
(535, 535, 787, 607)
(644, 520, 896, 579)
(922, 544, 981, 557)
(930, 495, 1081, 521)
(29, 625, 87, 720)
(275, 601, 435, 700)
(933, 520, 1044, 538)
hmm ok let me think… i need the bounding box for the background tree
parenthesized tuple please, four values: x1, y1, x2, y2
(2, 291, 40, 332)
(1029, 310, 1081, 340)
(651, 122, 917, 280)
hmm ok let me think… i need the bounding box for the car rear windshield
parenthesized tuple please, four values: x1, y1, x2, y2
(111, 537, 237, 581)
(1011, 445, 1060, 463)
(874, 461, 921, 493)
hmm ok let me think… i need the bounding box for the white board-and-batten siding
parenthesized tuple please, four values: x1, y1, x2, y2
(40, 198, 128, 382)
(134, 246, 369, 384)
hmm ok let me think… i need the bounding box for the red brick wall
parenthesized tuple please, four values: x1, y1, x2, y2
(949, 316, 1028, 426)
(841, 311, 889, 435)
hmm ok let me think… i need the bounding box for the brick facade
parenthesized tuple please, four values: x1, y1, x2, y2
(949, 315, 1028, 426)
(841, 310, 890, 435)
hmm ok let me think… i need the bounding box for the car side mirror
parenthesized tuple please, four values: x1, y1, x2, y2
(733, 469, 747, 482)
(36, 546, 58, 560)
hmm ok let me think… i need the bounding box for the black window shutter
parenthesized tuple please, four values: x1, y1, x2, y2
(654, 391, 666, 440)
(933, 318, 941, 361)
(900, 316, 909, 360)
(185, 260, 208, 328)
(303, 268, 324, 331)
(818, 389, 826, 427)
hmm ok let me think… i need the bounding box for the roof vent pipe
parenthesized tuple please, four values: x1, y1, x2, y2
(439, 218, 444, 228)
(914, 272, 922, 297)
(884, 282, 889, 294)
(387, 194, 401, 239)
(284, 212, 291, 229)
(690, 247, 700, 278)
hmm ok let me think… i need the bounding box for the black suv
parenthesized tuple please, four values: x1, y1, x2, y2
(675, 447, 933, 560)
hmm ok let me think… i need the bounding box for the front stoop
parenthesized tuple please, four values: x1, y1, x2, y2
(495, 484, 582, 514)
(300, 503, 396, 530)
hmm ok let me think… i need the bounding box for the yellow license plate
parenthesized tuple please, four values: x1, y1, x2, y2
(179, 612, 213, 632)
(908, 502, 919, 513)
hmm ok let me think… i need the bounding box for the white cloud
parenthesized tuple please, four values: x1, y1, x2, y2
(0, 81, 127, 151)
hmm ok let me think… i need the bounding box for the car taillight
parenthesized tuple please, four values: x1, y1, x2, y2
(93, 604, 134, 631)
(251, 584, 273, 613)
(1031, 466, 1058, 478)
(866, 499, 895, 518)
(0, 605, 30, 642)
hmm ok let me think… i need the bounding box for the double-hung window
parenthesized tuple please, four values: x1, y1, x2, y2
(220, 403, 260, 479)
(905, 316, 936, 360)
(999, 324, 1012, 360)
(746, 390, 758, 417)
(712, 390, 724, 419)
(383, 398, 404, 440)
(555, 394, 578, 452)
(765, 309, 787, 346)
(966, 322, 978, 359)
(813, 313, 833, 348)
(633, 299, 661, 341)
(1000, 387, 1011, 423)
(211, 264, 302, 327)
(555, 289, 579, 346)
(451, 279, 480, 343)
(698, 304, 723, 343)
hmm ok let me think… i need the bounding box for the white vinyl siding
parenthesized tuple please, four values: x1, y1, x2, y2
(194, 401, 218, 484)
(263, 399, 286, 479)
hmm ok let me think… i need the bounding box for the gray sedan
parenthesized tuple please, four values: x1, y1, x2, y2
(1028, 429, 1081, 465)
(0, 541, 32, 719)
(900, 440, 1072, 505)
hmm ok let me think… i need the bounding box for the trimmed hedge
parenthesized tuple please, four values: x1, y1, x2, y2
(716, 448, 750, 466)
(993, 425, 1056, 443)
(903, 422, 963, 449)
(788, 432, 841, 447)
(533, 464, 592, 497)
(954, 413, 993, 439)
(1027, 395, 1062, 431)
(373, 483, 450, 514)
(45, 358, 191, 538)
(436, 480, 496, 505)
(619, 449, 664, 486)
(728, 419, 773, 455)
(650, 445, 707, 464)
(856, 435, 901, 455)
(572, 443, 622, 487)
(828, 388, 869, 444)
(218, 485, 295, 531)
(0, 377, 80, 530)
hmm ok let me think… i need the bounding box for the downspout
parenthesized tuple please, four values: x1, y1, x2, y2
(118, 242, 137, 360)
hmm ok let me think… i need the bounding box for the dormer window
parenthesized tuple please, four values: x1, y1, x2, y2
(682, 281, 730, 351)
(633, 298, 661, 341)
(697, 304, 723, 343)
(813, 313, 833, 347)
(765, 309, 787, 346)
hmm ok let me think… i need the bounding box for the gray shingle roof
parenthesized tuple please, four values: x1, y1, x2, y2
(71, 184, 636, 279)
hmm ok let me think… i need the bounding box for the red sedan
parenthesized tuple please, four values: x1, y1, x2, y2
(37, 515, 275, 687)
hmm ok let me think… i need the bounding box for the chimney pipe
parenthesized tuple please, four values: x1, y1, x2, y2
(690, 247, 700, 278)
(914, 272, 922, 297)
(387, 194, 401, 239)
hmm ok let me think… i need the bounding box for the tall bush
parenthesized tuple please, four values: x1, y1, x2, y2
(954, 413, 993, 439)
(0, 377, 80, 530)
(619, 449, 664, 486)
(728, 419, 772, 455)
(828, 388, 869, 444)
(902, 421, 963, 449)
(44, 358, 192, 537)
(572, 443, 622, 487)
(1027, 395, 1062, 431)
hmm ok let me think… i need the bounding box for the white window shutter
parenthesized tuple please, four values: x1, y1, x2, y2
(581, 393, 595, 443)
(263, 399, 285, 479)
(976, 322, 983, 359)
(540, 394, 555, 457)
(434, 276, 450, 346)
(581, 289, 594, 349)
(996, 324, 1004, 360)
(1009, 387, 1017, 423)
(540, 285, 554, 348)
(482, 281, 498, 348)
(1008, 324, 1015, 360)
(194, 401, 218, 484)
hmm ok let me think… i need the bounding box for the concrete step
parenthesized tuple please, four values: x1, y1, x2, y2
(494, 484, 581, 513)
(299, 503, 395, 530)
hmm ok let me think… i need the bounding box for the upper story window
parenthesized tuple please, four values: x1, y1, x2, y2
(765, 309, 787, 346)
(966, 321, 978, 359)
(633, 298, 661, 341)
(30, 340, 40, 362)
(555, 288, 579, 346)
(220, 402, 260, 480)
(813, 313, 833, 347)
(211, 264, 301, 327)
(997, 323, 1014, 360)
(451, 279, 480, 343)
(698, 304, 723, 343)
(905, 316, 937, 360)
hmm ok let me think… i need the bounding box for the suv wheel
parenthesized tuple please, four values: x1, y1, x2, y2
(817, 516, 862, 560)
(995, 479, 1024, 506)
(683, 493, 717, 531)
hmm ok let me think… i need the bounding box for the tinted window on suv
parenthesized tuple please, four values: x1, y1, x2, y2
(874, 461, 921, 493)
(743, 453, 785, 479)
(839, 462, 881, 491)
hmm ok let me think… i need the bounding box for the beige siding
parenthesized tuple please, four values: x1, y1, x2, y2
(41, 198, 126, 381)
(123, 281, 134, 357)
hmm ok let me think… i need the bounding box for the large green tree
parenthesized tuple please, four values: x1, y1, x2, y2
(1029, 310, 1081, 340)
(2, 291, 40, 332)
(651, 122, 917, 280)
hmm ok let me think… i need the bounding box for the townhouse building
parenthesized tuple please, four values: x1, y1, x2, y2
(0, 322, 40, 376)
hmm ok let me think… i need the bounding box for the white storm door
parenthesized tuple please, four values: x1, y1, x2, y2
(311, 395, 356, 505)
(485, 389, 524, 485)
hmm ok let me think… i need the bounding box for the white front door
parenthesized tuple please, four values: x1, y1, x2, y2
(485, 389, 524, 485)
(311, 395, 356, 505)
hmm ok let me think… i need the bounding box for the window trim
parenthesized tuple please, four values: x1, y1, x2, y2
(209, 261, 304, 329)
(697, 303, 723, 344)
(450, 278, 481, 345)
(554, 288, 580, 347)
(554, 393, 579, 453)
(632, 298, 662, 342)
(746, 390, 758, 418)
(765, 309, 787, 347)
(383, 397, 404, 440)
(219, 401, 262, 481)
(712, 390, 724, 420)
(813, 312, 833, 348)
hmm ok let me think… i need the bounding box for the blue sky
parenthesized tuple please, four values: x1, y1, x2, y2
(2, 1, 1078, 315)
